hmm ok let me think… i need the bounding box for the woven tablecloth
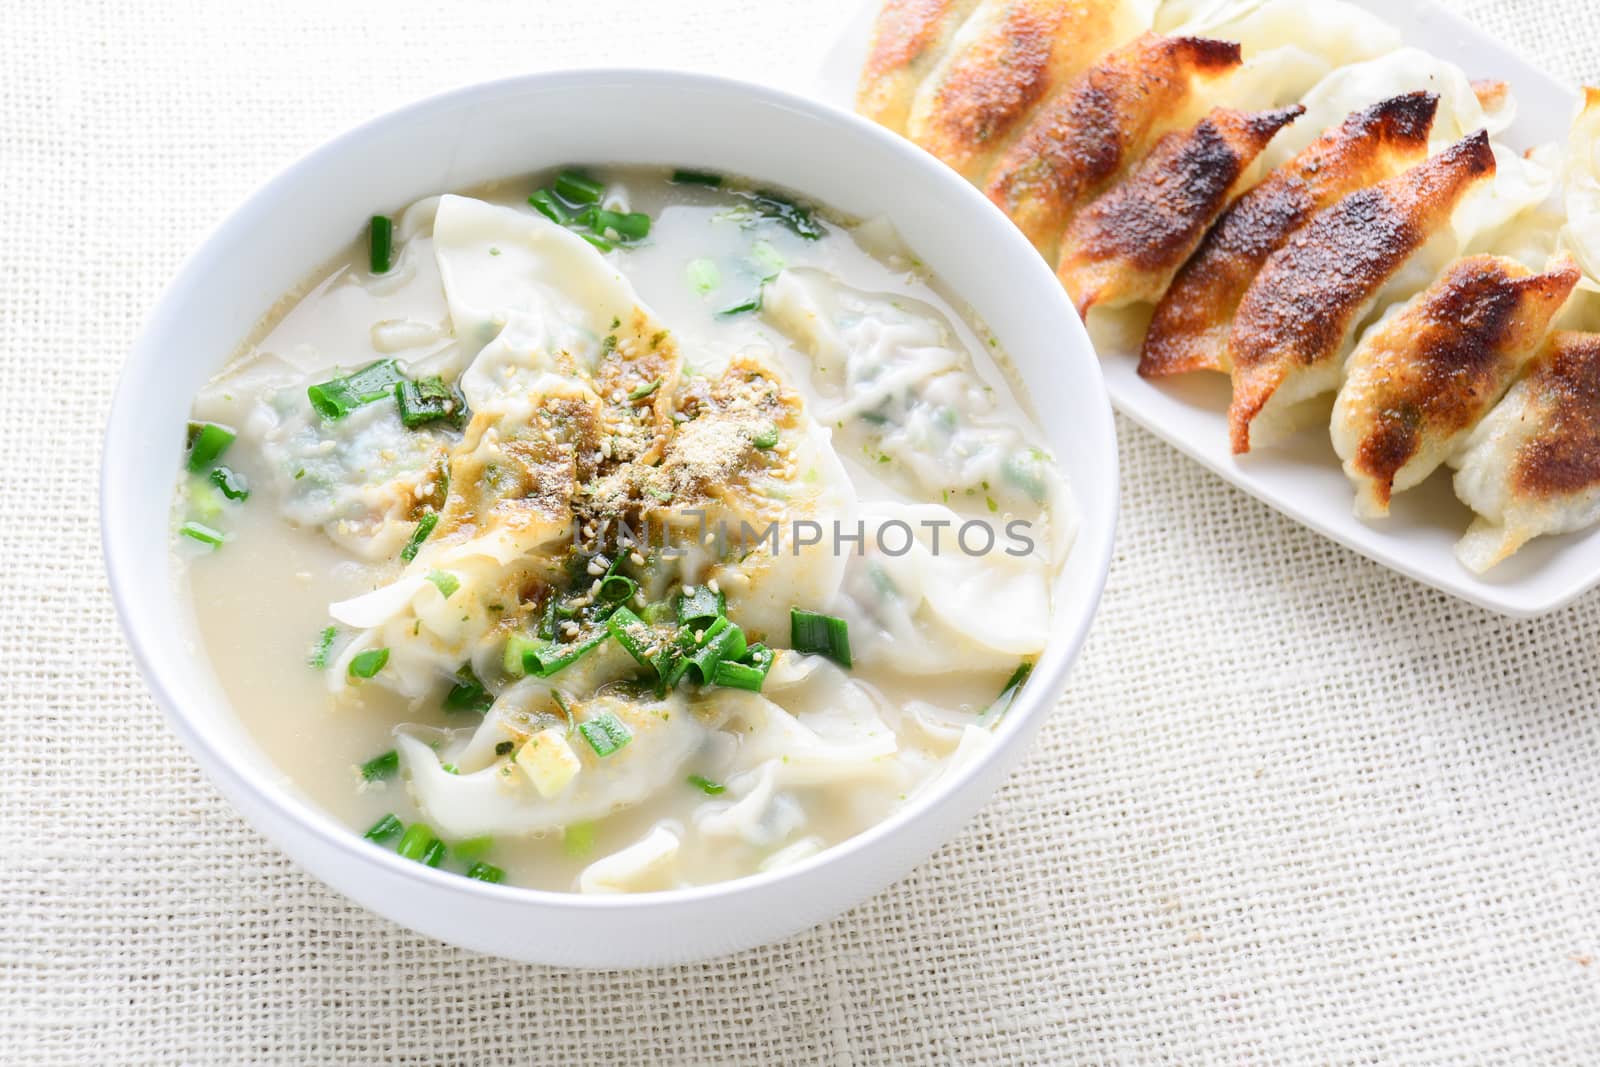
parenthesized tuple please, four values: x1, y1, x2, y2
(4, 0, 1599, 1062)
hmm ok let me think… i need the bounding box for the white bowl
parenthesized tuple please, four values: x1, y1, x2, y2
(101, 69, 1118, 968)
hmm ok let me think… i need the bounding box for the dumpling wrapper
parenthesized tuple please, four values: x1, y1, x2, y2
(1056, 104, 1304, 316)
(1227, 131, 1498, 454)
(1558, 87, 1600, 293)
(904, 0, 1157, 182)
(982, 32, 1243, 258)
(1452, 331, 1600, 572)
(1332, 254, 1580, 518)
(856, 0, 983, 134)
(1140, 92, 1439, 379)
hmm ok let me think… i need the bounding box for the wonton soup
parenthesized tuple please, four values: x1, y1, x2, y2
(175, 167, 1074, 892)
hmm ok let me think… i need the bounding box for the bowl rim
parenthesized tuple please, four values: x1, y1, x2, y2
(102, 65, 1119, 912)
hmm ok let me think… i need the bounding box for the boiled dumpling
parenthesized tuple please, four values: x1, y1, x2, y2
(1451, 331, 1600, 572)
(1056, 104, 1303, 316)
(982, 32, 1243, 257)
(904, 0, 1158, 181)
(1227, 131, 1498, 454)
(1331, 254, 1580, 518)
(857, 0, 983, 133)
(1140, 92, 1439, 378)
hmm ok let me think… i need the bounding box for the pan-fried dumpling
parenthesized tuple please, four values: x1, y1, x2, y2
(856, 0, 983, 134)
(1140, 92, 1439, 378)
(1451, 332, 1600, 572)
(1331, 254, 1580, 517)
(1056, 104, 1303, 316)
(1227, 131, 1497, 454)
(982, 33, 1243, 257)
(904, 0, 1157, 181)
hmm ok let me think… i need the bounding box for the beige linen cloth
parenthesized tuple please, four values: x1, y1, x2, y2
(3, 0, 1598, 1062)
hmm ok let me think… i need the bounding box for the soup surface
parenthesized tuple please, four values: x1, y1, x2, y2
(176, 166, 1074, 892)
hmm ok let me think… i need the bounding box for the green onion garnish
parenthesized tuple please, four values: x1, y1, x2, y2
(750, 191, 823, 239)
(524, 631, 610, 678)
(554, 169, 605, 205)
(179, 520, 225, 547)
(687, 258, 720, 294)
(578, 231, 615, 252)
(582, 207, 651, 241)
(563, 821, 596, 857)
(426, 570, 460, 599)
(980, 662, 1033, 727)
(606, 606, 657, 672)
(307, 359, 405, 420)
(395, 376, 467, 429)
(503, 633, 540, 676)
(686, 616, 748, 684)
(186, 421, 236, 472)
(308, 626, 338, 669)
(348, 648, 390, 680)
(443, 664, 493, 714)
(369, 215, 394, 274)
(529, 188, 572, 225)
(360, 748, 399, 781)
(578, 712, 632, 758)
(362, 813, 404, 843)
(420, 839, 447, 867)
(598, 573, 639, 603)
(688, 774, 726, 795)
(791, 608, 851, 667)
(209, 465, 250, 501)
(495, 741, 515, 757)
(711, 658, 767, 692)
(453, 835, 494, 861)
(676, 585, 725, 627)
(627, 378, 662, 402)
(671, 169, 722, 186)
(395, 822, 436, 861)
(752, 425, 780, 450)
(465, 861, 505, 883)
(718, 292, 763, 317)
(400, 512, 439, 563)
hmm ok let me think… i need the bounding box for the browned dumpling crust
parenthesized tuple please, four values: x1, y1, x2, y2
(1332, 255, 1580, 517)
(1226, 131, 1497, 455)
(905, 0, 1145, 182)
(1510, 334, 1600, 500)
(983, 33, 1243, 258)
(1055, 105, 1304, 317)
(1139, 92, 1440, 380)
(856, 0, 983, 134)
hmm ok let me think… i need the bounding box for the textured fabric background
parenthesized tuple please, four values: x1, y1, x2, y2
(4, 0, 1599, 1062)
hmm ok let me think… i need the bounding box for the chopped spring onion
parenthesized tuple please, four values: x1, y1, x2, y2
(395, 376, 467, 429)
(453, 835, 494, 861)
(360, 748, 399, 781)
(712, 643, 773, 692)
(395, 822, 436, 861)
(308, 626, 338, 669)
(750, 191, 823, 240)
(671, 169, 722, 186)
(209, 465, 249, 501)
(980, 662, 1033, 727)
(554, 169, 605, 205)
(529, 188, 572, 224)
(400, 511, 439, 563)
(426, 570, 460, 599)
(179, 520, 225, 547)
(563, 821, 596, 857)
(503, 633, 541, 676)
(524, 631, 610, 678)
(718, 291, 763, 317)
(606, 606, 657, 672)
(494, 740, 515, 757)
(686, 617, 747, 684)
(578, 712, 633, 758)
(443, 664, 493, 713)
(791, 608, 851, 668)
(420, 839, 447, 867)
(308, 359, 405, 420)
(369, 215, 394, 274)
(363, 813, 404, 843)
(441, 763, 459, 775)
(578, 231, 615, 252)
(583, 207, 651, 241)
(752, 425, 780, 450)
(627, 378, 662, 402)
(676, 584, 725, 627)
(348, 648, 390, 680)
(750, 239, 786, 280)
(686, 258, 720, 294)
(598, 573, 639, 603)
(465, 861, 505, 884)
(186, 421, 236, 472)
(688, 774, 726, 795)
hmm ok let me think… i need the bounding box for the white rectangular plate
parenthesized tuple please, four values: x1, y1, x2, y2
(818, 0, 1596, 618)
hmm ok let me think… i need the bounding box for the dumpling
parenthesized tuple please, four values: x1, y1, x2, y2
(982, 32, 1244, 258)
(904, 0, 1157, 181)
(1055, 104, 1304, 316)
(1139, 92, 1439, 379)
(1226, 131, 1498, 454)
(1331, 254, 1580, 518)
(856, 0, 983, 134)
(1451, 332, 1600, 572)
